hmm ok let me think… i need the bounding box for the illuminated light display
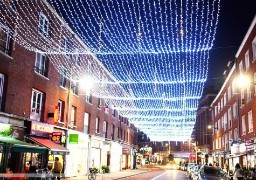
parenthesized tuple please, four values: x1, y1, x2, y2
(0, 0, 220, 141)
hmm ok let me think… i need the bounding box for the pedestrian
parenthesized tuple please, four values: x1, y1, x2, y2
(53, 157, 62, 180)
(234, 163, 244, 180)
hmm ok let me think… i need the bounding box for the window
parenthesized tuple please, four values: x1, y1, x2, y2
(0, 23, 12, 55)
(245, 50, 250, 71)
(95, 118, 99, 134)
(234, 128, 238, 141)
(85, 94, 92, 103)
(248, 110, 253, 133)
(233, 103, 238, 118)
(224, 93, 226, 106)
(72, 81, 78, 95)
(70, 106, 76, 127)
(112, 109, 115, 117)
(224, 113, 227, 130)
(30, 89, 44, 121)
(254, 72, 256, 95)
(58, 100, 64, 122)
(228, 108, 232, 128)
(111, 125, 115, 140)
(227, 86, 231, 101)
(247, 83, 251, 101)
(98, 98, 101, 108)
(232, 79, 236, 96)
(241, 89, 245, 105)
(62, 36, 69, 57)
(84, 112, 90, 134)
(242, 115, 246, 136)
(60, 67, 67, 87)
(0, 73, 5, 111)
(117, 127, 120, 139)
(103, 121, 108, 138)
(239, 61, 243, 74)
(38, 12, 49, 37)
(221, 98, 223, 109)
(241, 89, 245, 106)
(35, 52, 48, 76)
(74, 48, 81, 66)
(253, 38, 256, 60)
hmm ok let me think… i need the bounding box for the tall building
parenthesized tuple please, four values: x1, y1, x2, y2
(210, 15, 256, 170)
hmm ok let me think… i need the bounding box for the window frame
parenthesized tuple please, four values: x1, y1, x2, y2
(38, 12, 49, 37)
(35, 52, 48, 77)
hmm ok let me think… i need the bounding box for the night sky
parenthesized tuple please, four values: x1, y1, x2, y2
(206, 0, 256, 89)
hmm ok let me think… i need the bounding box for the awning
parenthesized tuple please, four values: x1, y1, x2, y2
(28, 137, 69, 155)
(0, 136, 47, 153)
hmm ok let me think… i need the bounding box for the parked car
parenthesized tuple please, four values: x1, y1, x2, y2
(194, 165, 229, 180)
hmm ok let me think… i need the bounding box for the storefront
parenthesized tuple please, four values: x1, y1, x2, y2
(65, 129, 89, 177)
(121, 144, 133, 170)
(0, 123, 47, 174)
(90, 136, 103, 170)
(25, 121, 69, 175)
(109, 141, 122, 172)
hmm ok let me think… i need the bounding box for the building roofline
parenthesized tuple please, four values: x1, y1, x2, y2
(210, 63, 236, 106)
(236, 15, 256, 58)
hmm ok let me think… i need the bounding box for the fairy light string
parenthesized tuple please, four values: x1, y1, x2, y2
(0, 0, 221, 141)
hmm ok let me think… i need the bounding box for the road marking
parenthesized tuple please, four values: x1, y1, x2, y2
(150, 172, 167, 180)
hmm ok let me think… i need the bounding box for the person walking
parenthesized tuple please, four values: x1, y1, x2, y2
(53, 157, 62, 180)
(234, 163, 244, 180)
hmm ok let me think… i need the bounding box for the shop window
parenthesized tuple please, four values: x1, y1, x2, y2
(70, 106, 76, 127)
(38, 12, 49, 37)
(30, 89, 44, 121)
(35, 52, 48, 77)
(0, 23, 12, 56)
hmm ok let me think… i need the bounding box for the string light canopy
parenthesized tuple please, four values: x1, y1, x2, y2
(0, 0, 220, 141)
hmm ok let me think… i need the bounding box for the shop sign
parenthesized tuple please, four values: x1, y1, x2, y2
(51, 132, 62, 144)
(31, 121, 53, 137)
(231, 144, 239, 154)
(189, 153, 196, 161)
(0, 123, 11, 136)
(122, 148, 130, 154)
(69, 134, 78, 144)
(239, 143, 246, 154)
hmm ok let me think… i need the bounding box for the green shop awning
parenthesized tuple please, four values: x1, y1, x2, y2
(0, 136, 47, 153)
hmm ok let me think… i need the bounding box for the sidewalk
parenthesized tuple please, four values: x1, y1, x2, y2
(64, 168, 150, 180)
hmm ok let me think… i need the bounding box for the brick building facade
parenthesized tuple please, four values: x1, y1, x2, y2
(0, 0, 138, 177)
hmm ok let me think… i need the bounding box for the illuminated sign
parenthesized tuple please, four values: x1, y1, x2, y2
(122, 148, 130, 154)
(51, 132, 62, 144)
(69, 134, 78, 144)
(31, 121, 53, 137)
(0, 123, 11, 136)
